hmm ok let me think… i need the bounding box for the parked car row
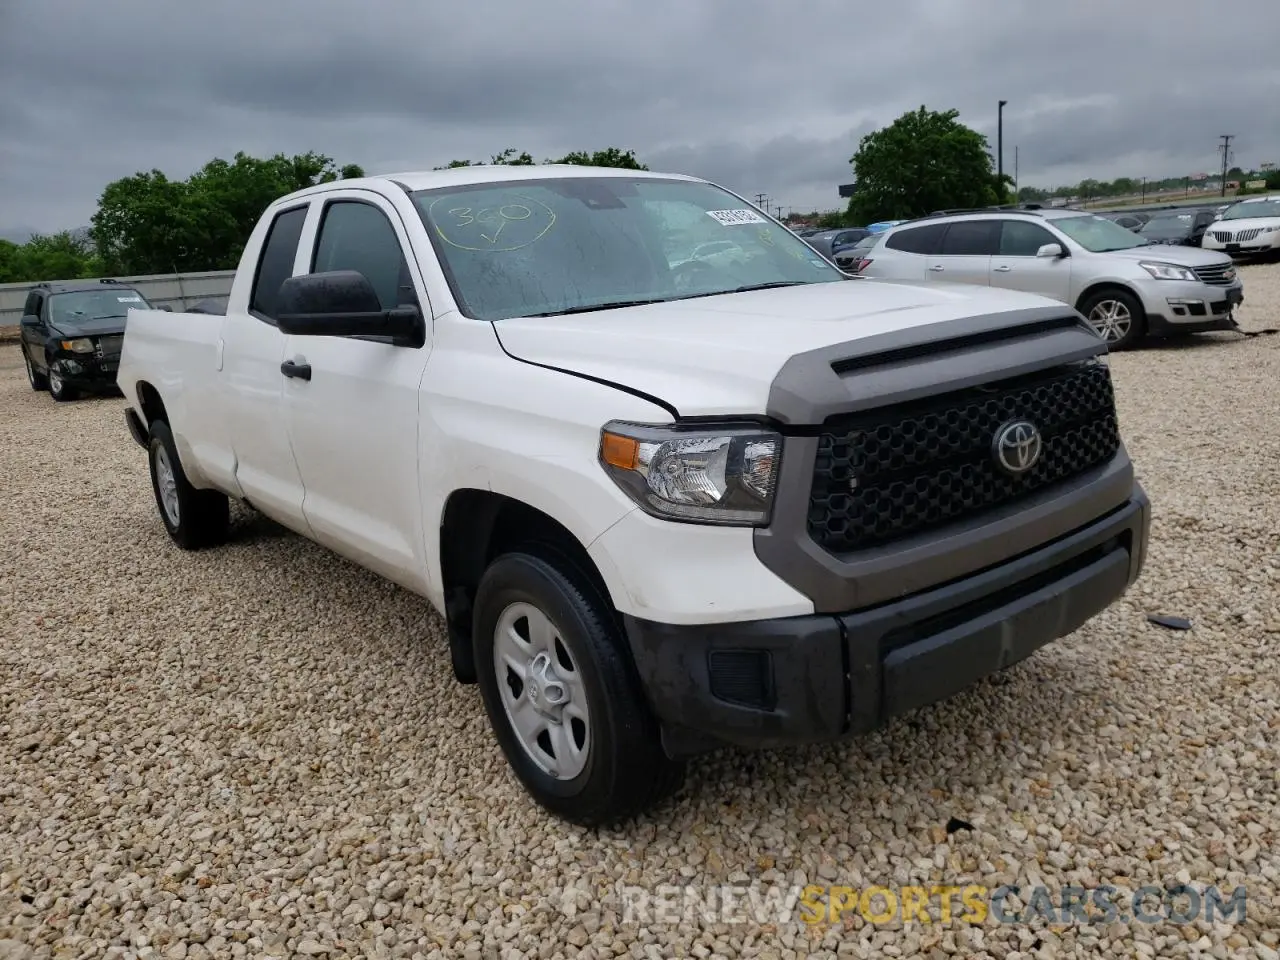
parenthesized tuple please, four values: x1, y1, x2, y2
(845, 206, 1243, 349)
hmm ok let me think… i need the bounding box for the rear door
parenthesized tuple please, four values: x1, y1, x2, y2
(926, 220, 998, 285)
(874, 222, 948, 280)
(989, 219, 1072, 303)
(281, 190, 434, 591)
(219, 203, 313, 532)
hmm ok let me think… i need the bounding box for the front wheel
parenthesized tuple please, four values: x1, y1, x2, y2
(48, 367, 78, 402)
(147, 420, 230, 550)
(1080, 288, 1146, 350)
(473, 551, 685, 826)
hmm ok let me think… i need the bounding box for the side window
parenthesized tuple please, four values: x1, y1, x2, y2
(885, 223, 946, 255)
(311, 201, 417, 311)
(999, 220, 1057, 256)
(249, 206, 308, 322)
(939, 220, 1000, 256)
(23, 291, 43, 318)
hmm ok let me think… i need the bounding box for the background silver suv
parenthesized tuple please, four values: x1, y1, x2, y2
(856, 208, 1244, 348)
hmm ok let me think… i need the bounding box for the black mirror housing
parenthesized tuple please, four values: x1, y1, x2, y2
(20, 313, 40, 327)
(275, 270, 425, 347)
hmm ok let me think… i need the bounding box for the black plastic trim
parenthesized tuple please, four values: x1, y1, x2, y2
(624, 488, 1149, 754)
(766, 305, 1103, 426)
(124, 408, 149, 448)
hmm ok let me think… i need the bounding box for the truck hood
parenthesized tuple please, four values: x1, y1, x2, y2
(49, 316, 128, 338)
(492, 279, 1071, 418)
(1103, 244, 1232, 267)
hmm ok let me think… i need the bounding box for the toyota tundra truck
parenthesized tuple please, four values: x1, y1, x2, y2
(116, 165, 1150, 825)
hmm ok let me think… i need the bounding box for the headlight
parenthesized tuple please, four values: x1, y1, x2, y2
(59, 338, 94, 353)
(599, 421, 781, 525)
(1138, 261, 1198, 282)
(1263, 225, 1280, 234)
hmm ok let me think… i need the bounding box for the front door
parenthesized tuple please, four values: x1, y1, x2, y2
(989, 220, 1072, 303)
(281, 192, 434, 592)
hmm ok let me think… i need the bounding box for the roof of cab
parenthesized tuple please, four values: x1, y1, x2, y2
(276, 164, 707, 204)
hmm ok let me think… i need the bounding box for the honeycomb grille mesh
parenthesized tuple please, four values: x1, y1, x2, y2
(807, 362, 1120, 553)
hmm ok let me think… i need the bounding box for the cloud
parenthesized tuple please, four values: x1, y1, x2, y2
(0, 0, 1276, 234)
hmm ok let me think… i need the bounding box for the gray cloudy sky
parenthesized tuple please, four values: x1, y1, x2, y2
(2, 0, 1278, 240)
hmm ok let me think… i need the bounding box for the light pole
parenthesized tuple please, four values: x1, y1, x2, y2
(997, 100, 1008, 193)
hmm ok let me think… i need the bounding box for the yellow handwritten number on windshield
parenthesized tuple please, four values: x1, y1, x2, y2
(431, 196, 555, 252)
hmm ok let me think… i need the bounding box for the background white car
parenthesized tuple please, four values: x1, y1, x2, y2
(1201, 195, 1280, 259)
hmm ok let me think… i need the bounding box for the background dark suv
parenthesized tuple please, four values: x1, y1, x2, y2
(19, 279, 157, 402)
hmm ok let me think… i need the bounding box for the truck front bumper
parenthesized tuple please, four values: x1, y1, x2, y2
(624, 484, 1149, 757)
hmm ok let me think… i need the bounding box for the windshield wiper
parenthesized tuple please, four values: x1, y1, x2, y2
(91, 313, 128, 320)
(727, 281, 810, 293)
(523, 298, 671, 318)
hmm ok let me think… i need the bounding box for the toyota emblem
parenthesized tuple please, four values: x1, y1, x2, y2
(993, 420, 1043, 475)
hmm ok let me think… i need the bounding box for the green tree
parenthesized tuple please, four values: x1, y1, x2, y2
(435, 147, 647, 171)
(90, 151, 363, 275)
(0, 230, 100, 283)
(554, 147, 648, 170)
(844, 107, 1007, 223)
(0, 239, 22, 282)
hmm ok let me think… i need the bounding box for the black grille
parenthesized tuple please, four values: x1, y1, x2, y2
(95, 334, 124, 358)
(807, 361, 1120, 554)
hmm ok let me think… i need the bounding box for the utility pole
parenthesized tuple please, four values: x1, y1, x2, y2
(997, 100, 1008, 188)
(1218, 135, 1234, 197)
(1014, 146, 1019, 197)
(1141, 176, 1147, 203)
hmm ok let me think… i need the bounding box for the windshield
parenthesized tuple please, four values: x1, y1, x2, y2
(49, 288, 148, 324)
(410, 177, 844, 321)
(1052, 215, 1149, 252)
(1139, 214, 1193, 238)
(1221, 197, 1280, 220)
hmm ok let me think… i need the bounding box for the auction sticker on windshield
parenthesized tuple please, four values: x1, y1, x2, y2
(706, 209, 767, 225)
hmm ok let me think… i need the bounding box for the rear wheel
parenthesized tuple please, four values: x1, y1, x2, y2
(473, 551, 684, 826)
(1080, 288, 1145, 350)
(24, 351, 49, 391)
(147, 420, 230, 549)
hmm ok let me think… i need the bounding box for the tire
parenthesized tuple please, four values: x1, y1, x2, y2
(1079, 288, 1146, 350)
(473, 551, 685, 826)
(147, 420, 231, 550)
(48, 366, 78, 402)
(24, 350, 49, 391)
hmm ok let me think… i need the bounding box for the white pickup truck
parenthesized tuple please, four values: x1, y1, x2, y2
(118, 166, 1150, 825)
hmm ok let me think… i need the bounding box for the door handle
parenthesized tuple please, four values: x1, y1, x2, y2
(929, 264, 945, 272)
(993, 265, 1012, 272)
(280, 359, 312, 381)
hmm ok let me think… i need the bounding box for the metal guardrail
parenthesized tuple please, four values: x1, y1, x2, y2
(0, 270, 236, 326)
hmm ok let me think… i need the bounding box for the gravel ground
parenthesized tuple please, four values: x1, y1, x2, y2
(3, 266, 1280, 960)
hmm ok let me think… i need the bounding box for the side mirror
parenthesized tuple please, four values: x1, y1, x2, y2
(1035, 242, 1065, 259)
(19, 313, 40, 328)
(158, 304, 173, 312)
(275, 270, 425, 348)
(1213, 214, 1223, 221)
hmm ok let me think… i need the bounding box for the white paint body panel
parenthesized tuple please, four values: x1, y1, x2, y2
(116, 167, 1058, 628)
